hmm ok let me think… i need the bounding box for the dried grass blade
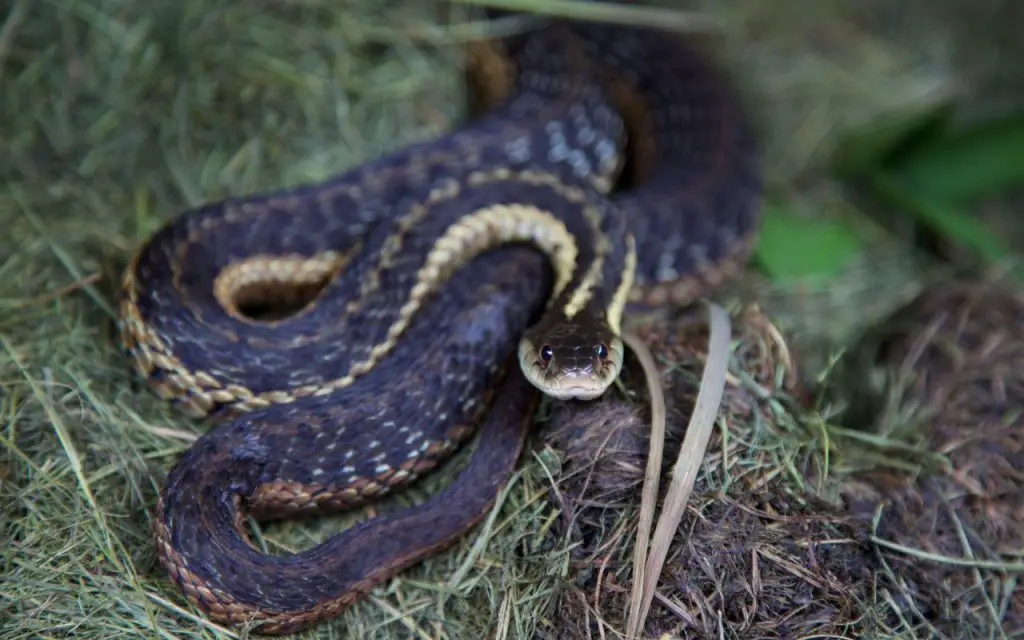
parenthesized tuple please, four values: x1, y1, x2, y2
(620, 329, 668, 639)
(626, 302, 732, 638)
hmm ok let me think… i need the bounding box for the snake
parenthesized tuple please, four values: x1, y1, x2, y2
(118, 11, 762, 636)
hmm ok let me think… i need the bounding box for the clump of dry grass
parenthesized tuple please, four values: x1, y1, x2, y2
(533, 306, 880, 638)
(838, 279, 1024, 637)
(542, 481, 877, 639)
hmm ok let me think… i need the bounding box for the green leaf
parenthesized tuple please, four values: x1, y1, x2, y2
(753, 202, 864, 281)
(886, 112, 1024, 202)
(868, 170, 1019, 274)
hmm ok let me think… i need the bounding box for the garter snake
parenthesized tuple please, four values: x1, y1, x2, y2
(118, 14, 761, 636)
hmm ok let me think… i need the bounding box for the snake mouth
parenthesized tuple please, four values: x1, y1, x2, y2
(534, 378, 610, 401)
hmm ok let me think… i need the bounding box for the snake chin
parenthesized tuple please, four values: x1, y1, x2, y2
(517, 329, 624, 401)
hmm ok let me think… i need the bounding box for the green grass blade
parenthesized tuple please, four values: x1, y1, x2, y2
(886, 112, 1024, 202)
(868, 170, 1020, 275)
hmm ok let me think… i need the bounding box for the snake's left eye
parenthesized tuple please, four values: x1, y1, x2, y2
(540, 345, 554, 363)
(595, 343, 608, 360)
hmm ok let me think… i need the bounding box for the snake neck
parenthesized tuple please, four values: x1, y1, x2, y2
(513, 159, 637, 400)
(516, 215, 636, 401)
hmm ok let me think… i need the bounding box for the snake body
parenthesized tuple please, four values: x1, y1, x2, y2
(119, 15, 761, 635)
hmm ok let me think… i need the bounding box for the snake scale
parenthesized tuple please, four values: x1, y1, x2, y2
(118, 10, 762, 636)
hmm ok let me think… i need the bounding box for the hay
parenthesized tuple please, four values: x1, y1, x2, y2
(2, 0, 1019, 638)
(840, 280, 1024, 637)
(535, 305, 881, 638)
(1, 2, 491, 638)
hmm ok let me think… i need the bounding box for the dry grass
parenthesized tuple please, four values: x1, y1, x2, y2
(2, 0, 1021, 639)
(536, 305, 880, 638)
(837, 279, 1024, 638)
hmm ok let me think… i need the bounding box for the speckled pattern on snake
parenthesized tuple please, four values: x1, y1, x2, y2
(118, 12, 762, 636)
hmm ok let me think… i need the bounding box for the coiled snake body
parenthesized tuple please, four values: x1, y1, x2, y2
(119, 15, 761, 635)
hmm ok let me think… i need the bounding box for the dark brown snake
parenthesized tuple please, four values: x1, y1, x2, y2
(118, 11, 762, 636)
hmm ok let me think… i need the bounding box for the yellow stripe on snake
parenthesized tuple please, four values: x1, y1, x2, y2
(119, 15, 761, 636)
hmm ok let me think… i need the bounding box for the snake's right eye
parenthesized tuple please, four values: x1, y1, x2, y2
(539, 345, 554, 363)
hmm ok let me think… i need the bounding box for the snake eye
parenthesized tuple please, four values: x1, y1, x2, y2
(539, 345, 554, 363)
(596, 343, 608, 360)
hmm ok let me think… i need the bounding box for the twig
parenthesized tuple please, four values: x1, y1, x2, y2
(10, 273, 103, 309)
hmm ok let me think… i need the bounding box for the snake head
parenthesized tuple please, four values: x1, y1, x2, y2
(517, 318, 624, 401)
